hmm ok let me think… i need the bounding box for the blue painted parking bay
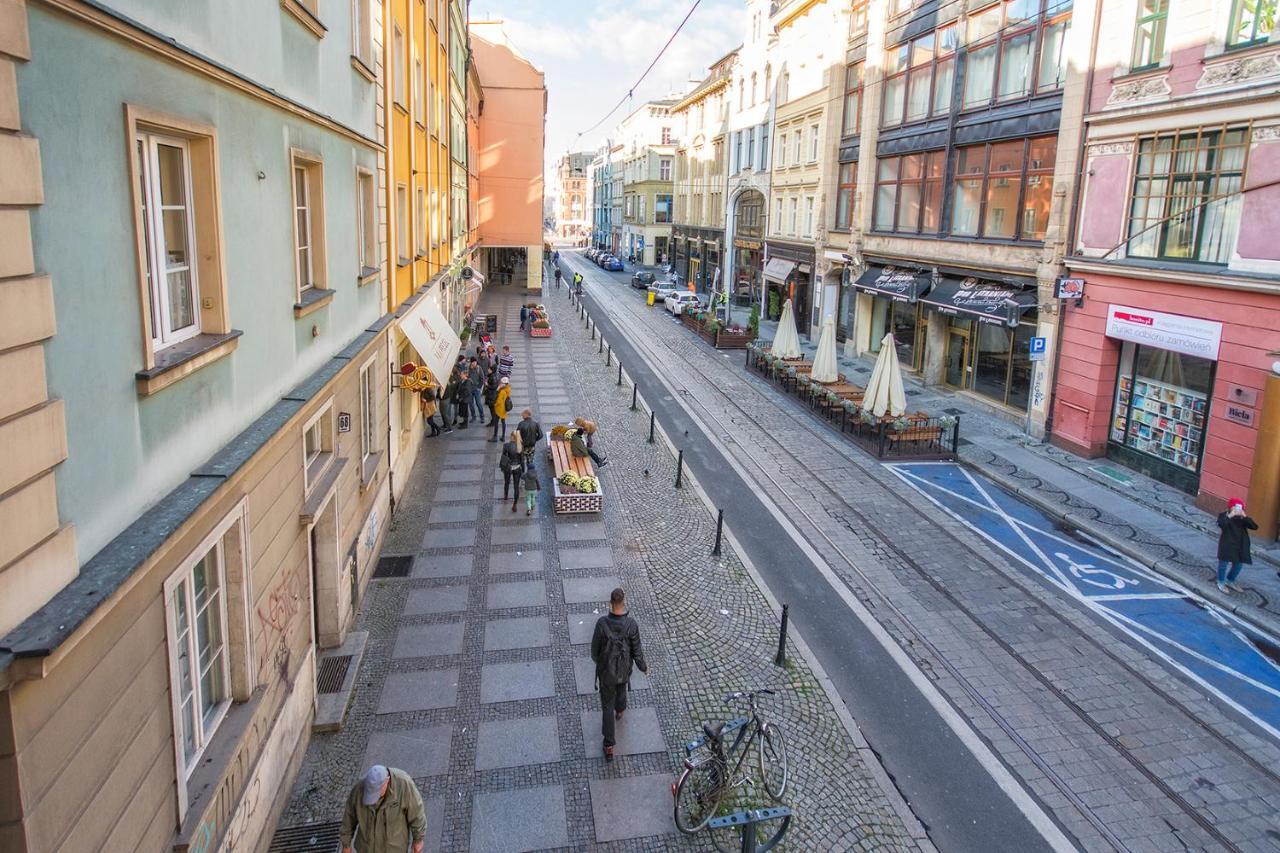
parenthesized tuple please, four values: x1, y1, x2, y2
(889, 462, 1280, 741)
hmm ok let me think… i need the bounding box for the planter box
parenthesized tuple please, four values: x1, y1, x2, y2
(550, 479, 603, 514)
(681, 312, 703, 330)
(529, 326, 552, 338)
(713, 330, 754, 349)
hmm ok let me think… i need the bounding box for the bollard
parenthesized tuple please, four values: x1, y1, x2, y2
(675, 449, 684, 489)
(648, 411, 655, 444)
(774, 604, 790, 667)
(712, 509, 724, 556)
(617, 361, 623, 386)
(606, 345, 611, 366)
(598, 334, 602, 352)
(591, 322, 596, 340)
(631, 383, 638, 410)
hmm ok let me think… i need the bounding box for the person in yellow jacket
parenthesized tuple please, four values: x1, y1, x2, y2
(489, 376, 512, 442)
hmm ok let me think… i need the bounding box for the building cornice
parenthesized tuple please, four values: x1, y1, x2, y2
(1064, 257, 1280, 296)
(671, 76, 730, 113)
(38, 0, 384, 151)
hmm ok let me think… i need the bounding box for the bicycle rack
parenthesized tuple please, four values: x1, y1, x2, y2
(708, 806, 793, 853)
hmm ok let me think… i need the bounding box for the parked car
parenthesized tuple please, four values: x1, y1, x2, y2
(648, 283, 682, 303)
(603, 256, 624, 271)
(585, 248, 598, 261)
(665, 292, 702, 315)
(595, 253, 611, 267)
(631, 271, 656, 290)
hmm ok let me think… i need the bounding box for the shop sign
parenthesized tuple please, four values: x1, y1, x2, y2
(855, 265, 927, 302)
(398, 292, 462, 383)
(1028, 337, 1048, 361)
(1225, 404, 1255, 426)
(1056, 278, 1085, 299)
(1104, 305, 1222, 360)
(735, 239, 763, 250)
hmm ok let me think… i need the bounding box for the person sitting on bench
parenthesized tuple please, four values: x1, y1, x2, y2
(567, 428, 606, 468)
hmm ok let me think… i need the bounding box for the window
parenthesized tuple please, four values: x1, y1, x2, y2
(1126, 127, 1246, 263)
(352, 0, 373, 69)
(765, 65, 772, 100)
(1131, 0, 1169, 70)
(804, 196, 815, 236)
(430, 188, 439, 246)
(779, 72, 790, 103)
(759, 124, 769, 170)
(1228, 0, 1276, 48)
(303, 403, 335, 490)
(414, 54, 425, 122)
(660, 158, 672, 181)
(751, 72, 758, 105)
(874, 151, 945, 234)
(291, 153, 326, 296)
(396, 184, 409, 262)
(356, 168, 376, 276)
(393, 25, 406, 107)
(835, 161, 857, 230)
(789, 197, 798, 234)
(734, 132, 743, 173)
(883, 24, 957, 128)
(809, 124, 819, 162)
(166, 539, 231, 778)
(416, 186, 426, 254)
(792, 130, 802, 164)
(774, 197, 784, 234)
(661, 126, 673, 144)
(739, 77, 745, 110)
(950, 136, 1056, 240)
(850, 1, 869, 37)
(359, 358, 377, 463)
(655, 194, 673, 224)
(777, 133, 787, 167)
(842, 63, 865, 136)
(135, 132, 200, 349)
(746, 128, 756, 169)
(963, 0, 1071, 109)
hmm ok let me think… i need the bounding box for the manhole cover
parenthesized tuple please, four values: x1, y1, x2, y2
(943, 407, 963, 416)
(372, 555, 413, 579)
(316, 654, 352, 694)
(268, 821, 341, 853)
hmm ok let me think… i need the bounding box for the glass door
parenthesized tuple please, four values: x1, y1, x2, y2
(945, 325, 970, 388)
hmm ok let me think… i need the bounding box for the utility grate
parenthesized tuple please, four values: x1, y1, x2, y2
(372, 555, 413, 578)
(316, 654, 352, 694)
(943, 407, 964, 415)
(268, 821, 340, 853)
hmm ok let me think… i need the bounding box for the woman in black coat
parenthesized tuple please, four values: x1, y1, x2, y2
(1216, 497, 1258, 593)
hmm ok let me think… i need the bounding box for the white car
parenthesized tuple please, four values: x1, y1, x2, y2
(665, 292, 702, 315)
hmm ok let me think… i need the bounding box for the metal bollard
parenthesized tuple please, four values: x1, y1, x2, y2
(631, 383, 638, 411)
(617, 361, 623, 386)
(606, 344, 611, 366)
(774, 604, 790, 666)
(598, 333, 602, 352)
(675, 449, 684, 489)
(712, 509, 724, 556)
(648, 411, 655, 444)
(591, 322, 596, 340)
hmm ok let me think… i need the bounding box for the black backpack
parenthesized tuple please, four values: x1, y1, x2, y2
(599, 619, 632, 686)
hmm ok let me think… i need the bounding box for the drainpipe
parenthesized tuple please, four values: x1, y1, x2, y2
(1043, 0, 1104, 441)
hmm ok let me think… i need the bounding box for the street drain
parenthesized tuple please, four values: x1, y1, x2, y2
(316, 655, 352, 694)
(372, 555, 413, 578)
(268, 821, 341, 852)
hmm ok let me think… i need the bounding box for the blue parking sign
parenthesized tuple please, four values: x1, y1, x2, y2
(1028, 336, 1047, 361)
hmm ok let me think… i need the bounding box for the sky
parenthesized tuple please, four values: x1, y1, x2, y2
(470, 0, 745, 176)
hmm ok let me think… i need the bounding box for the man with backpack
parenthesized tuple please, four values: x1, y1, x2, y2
(590, 587, 649, 761)
(516, 409, 544, 468)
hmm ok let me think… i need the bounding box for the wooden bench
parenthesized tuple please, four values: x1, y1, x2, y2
(546, 436, 603, 514)
(886, 415, 943, 450)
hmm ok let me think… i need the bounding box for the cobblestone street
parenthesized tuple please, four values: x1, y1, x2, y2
(276, 285, 924, 851)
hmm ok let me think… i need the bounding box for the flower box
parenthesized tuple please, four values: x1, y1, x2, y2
(529, 325, 552, 338)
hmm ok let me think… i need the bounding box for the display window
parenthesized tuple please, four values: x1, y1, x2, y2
(940, 313, 1036, 410)
(868, 297, 926, 371)
(1109, 342, 1212, 474)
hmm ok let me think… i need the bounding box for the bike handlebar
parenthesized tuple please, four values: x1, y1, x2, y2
(723, 688, 777, 704)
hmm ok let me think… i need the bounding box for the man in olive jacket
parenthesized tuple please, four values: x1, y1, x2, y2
(341, 764, 426, 853)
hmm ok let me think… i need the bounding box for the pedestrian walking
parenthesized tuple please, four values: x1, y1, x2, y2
(499, 434, 523, 512)
(452, 370, 471, 429)
(489, 377, 512, 441)
(1217, 497, 1259, 593)
(522, 465, 540, 516)
(517, 409, 543, 468)
(497, 345, 515, 380)
(520, 304, 529, 331)
(573, 416, 598, 449)
(340, 764, 427, 853)
(568, 427, 606, 468)
(419, 382, 441, 438)
(468, 357, 486, 424)
(591, 588, 649, 762)
(554, 267, 562, 289)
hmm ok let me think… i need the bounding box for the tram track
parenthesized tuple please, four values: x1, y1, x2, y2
(567, 260, 1279, 852)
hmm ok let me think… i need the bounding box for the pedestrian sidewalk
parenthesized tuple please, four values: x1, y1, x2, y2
(273, 286, 924, 851)
(770, 329, 1280, 633)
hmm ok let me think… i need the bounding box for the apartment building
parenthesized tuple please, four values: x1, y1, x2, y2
(617, 100, 678, 265)
(554, 151, 593, 244)
(1052, 0, 1280, 509)
(0, 1, 390, 848)
(610, 142, 626, 253)
(672, 49, 736, 296)
(589, 147, 614, 250)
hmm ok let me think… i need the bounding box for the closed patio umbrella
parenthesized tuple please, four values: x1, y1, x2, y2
(810, 315, 839, 383)
(864, 332, 907, 417)
(771, 298, 802, 359)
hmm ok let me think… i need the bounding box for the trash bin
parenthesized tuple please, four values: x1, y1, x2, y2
(647, 291, 655, 307)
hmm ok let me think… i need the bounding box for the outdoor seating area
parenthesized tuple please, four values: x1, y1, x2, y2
(545, 429, 603, 514)
(745, 298, 958, 459)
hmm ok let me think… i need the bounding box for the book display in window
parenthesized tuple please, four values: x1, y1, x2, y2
(1113, 376, 1206, 472)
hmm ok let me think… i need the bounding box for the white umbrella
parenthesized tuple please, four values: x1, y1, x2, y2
(771, 298, 802, 359)
(810, 315, 839, 383)
(864, 332, 907, 417)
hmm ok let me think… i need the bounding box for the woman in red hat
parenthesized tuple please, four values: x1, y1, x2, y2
(1216, 497, 1258, 593)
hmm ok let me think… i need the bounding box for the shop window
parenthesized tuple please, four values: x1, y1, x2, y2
(868, 299, 926, 371)
(1228, 0, 1276, 49)
(950, 136, 1055, 240)
(842, 62, 865, 137)
(835, 162, 857, 230)
(941, 316, 1036, 408)
(1110, 342, 1212, 474)
(883, 25, 957, 128)
(1126, 127, 1246, 264)
(962, 0, 1071, 109)
(1131, 0, 1169, 71)
(873, 151, 945, 234)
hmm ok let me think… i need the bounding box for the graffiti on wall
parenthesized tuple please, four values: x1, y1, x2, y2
(254, 562, 306, 685)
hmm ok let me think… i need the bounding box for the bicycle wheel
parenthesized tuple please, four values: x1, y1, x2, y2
(673, 758, 724, 834)
(758, 722, 789, 801)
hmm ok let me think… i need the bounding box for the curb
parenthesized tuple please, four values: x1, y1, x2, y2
(962, 456, 1280, 640)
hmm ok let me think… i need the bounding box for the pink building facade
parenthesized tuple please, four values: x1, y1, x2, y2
(1053, 0, 1280, 509)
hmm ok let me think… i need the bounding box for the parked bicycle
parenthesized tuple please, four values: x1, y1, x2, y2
(672, 688, 789, 838)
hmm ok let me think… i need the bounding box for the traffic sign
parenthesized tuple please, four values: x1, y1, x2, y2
(1028, 336, 1047, 362)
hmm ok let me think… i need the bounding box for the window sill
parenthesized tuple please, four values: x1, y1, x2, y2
(302, 455, 346, 522)
(281, 0, 326, 38)
(358, 266, 380, 287)
(393, 102, 409, 116)
(174, 689, 264, 847)
(1110, 64, 1169, 83)
(351, 55, 376, 83)
(360, 451, 384, 492)
(136, 330, 242, 397)
(294, 287, 335, 318)
(397, 257, 412, 268)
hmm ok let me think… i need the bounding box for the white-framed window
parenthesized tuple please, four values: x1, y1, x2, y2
(293, 164, 315, 292)
(351, 0, 373, 69)
(289, 150, 325, 299)
(804, 196, 815, 236)
(792, 130, 802, 165)
(393, 25, 406, 106)
(660, 158, 673, 181)
(774, 197, 784, 234)
(303, 400, 335, 491)
(356, 167, 376, 275)
(396, 183, 409, 262)
(809, 124, 819, 162)
(789, 197, 798, 234)
(359, 357, 377, 462)
(430, 188, 439, 246)
(759, 124, 769, 170)
(414, 52, 424, 122)
(778, 134, 787, 167)
(416, 186, 427, 254)
(135, 131, 201, 349)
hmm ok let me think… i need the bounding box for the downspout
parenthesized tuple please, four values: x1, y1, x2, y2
(383, 0, 396, 516)
(1043, 0, 1103, 440)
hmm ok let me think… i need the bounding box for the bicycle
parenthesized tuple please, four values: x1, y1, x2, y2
(672, 689, 789, 839)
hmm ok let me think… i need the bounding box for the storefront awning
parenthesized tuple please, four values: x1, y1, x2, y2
(854, 265, 931, 303)
(463, 269, 485, 303)
(921, 277, 1038, 327)
(398, 292, 461, 383)
(763, 257, 796, 283)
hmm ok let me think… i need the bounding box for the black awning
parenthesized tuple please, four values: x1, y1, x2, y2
(853, 265, 931, 302)
(921, 276, 1038, 327)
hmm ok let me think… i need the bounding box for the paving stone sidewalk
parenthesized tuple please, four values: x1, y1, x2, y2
(275, 286, 923, 851)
